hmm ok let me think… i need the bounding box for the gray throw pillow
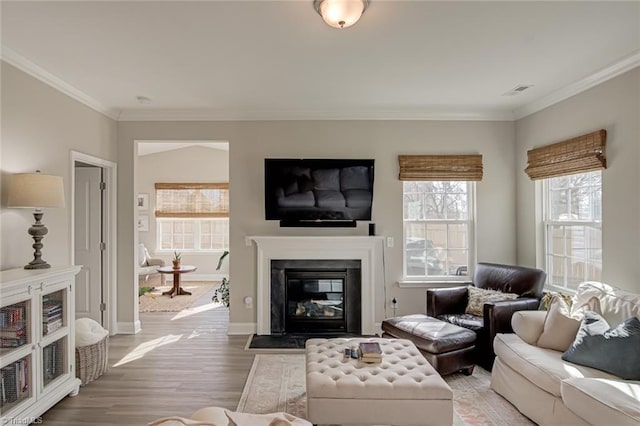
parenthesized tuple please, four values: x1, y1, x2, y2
(562, 310, 640, 380)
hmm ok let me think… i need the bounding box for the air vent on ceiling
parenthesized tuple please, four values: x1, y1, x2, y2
(502, 84, 534, 96)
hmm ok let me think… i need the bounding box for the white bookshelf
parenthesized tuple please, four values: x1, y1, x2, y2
(0, 266, 81, 425)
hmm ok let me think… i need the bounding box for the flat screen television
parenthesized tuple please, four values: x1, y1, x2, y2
(265, 158, 375, 226)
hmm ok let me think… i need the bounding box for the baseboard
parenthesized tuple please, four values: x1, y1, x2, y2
(227, 322, 256, 335)
(117, 320, 141, 334)
(165, 273, 225, 282)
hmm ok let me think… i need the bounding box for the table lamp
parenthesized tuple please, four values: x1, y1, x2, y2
(7, 171, 65, 269)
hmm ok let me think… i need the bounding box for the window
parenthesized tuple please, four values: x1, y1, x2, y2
(158, 218, 229, 251)
(525, 129, 606, 291)
(403, 181, 474, 279)
(543, 171, 602, 290)
(155, 183, 229, 252)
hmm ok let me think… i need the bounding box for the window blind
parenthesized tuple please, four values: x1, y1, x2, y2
(398, 155, 483, 181)
(525, 129, 606, 180)
(155, 183, 229, 218)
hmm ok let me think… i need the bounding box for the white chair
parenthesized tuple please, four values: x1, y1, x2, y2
(138, 243, 165, 287)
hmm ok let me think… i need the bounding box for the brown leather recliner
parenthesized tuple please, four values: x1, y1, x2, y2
(426, 262, 546, 371)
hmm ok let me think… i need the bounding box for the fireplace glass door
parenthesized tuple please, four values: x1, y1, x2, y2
(285, 270, 346, 332)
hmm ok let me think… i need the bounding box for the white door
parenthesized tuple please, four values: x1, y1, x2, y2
(74, 166, 103, 324)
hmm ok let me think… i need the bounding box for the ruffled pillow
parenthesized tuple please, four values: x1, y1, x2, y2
(539, 291, 573, 311)
(465, 286, 518, 316)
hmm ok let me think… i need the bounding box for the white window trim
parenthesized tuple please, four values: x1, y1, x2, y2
(540, 174, 602, 291)
(397, 279, 473, 288)
(402, 181, 477, 283)
(156, 218, 229, 253)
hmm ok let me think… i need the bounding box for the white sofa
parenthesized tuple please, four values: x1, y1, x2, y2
(491, 281, 640, 425)
(138, 243, 165, 287)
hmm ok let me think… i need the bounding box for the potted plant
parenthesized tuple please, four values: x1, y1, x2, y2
(213, 250, 229, 307)
(172, 251, 181, 269)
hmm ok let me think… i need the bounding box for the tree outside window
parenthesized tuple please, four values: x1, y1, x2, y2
(403, 181, 474, 279)
(544, 171, 602, 290)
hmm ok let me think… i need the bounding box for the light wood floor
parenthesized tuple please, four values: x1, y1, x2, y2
(42, 294, 254, 425)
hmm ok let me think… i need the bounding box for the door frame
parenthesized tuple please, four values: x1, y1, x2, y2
(70, 151, 118, 335)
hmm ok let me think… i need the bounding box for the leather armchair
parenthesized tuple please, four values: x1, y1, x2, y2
(426, 262, 546, 370)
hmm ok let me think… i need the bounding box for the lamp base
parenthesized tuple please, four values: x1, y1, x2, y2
(25, 260, 51, 270)
(24, 211, 51, 270)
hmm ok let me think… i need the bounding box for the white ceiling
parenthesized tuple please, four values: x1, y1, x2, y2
(1, 1, 639, 121)
(138, 141, 229, 156)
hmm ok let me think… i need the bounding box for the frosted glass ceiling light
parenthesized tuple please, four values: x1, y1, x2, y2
(314, 0, 368, 29)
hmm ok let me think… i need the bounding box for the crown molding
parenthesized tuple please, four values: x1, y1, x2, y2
(1, 46, 120, 121)
(116, 108, 515, 122)
(513, 50, 640, 120)
(3, 44, 638, 123)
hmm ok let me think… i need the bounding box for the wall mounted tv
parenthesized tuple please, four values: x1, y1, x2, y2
(265, 158, 375, 227)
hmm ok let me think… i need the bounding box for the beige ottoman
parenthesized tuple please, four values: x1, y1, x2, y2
(305, 338, 453, 425)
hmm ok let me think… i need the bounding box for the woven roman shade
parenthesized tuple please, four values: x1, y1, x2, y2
(398, 155, 483, 181)
(155, 183, 229, 218)
(525, 129, 606, 180)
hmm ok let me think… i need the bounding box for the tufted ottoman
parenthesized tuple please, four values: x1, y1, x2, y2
(381, 314, 476, 376)
(305, 338, 453, 425)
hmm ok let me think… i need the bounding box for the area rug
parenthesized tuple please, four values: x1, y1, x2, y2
(138, 281, 217, 312)
(237, 354, 534, 426)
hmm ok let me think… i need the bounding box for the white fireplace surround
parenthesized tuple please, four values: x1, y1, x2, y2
(248, 236, 384, 335)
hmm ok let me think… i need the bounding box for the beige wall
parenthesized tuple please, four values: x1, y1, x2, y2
(137, 145, 229, 276)
(118, 120, 517, 328)
(0, 62, 117, 270)
(515, 68, 640, 292)
(4, 60, 638, 332)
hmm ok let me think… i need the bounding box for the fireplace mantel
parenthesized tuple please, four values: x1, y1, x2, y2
(248, 236, 384, 335)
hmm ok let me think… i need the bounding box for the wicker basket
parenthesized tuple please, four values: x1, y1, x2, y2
(76, 335, 108, 386)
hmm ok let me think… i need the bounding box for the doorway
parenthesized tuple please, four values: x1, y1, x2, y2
(71, 151, 117, 333)
(135, 141, 229, 324)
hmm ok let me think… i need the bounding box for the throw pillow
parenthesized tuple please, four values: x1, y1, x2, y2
(537, 296, 581, 351)
(148, 417, 211, 426)
(465, 286, 518, 316)
(562, 310, 640, 380)
(539, 291, 573, 311)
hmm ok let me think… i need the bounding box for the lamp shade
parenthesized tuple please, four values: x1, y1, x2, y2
(8, 173, 65, 208)
(315, 0, 368, 29)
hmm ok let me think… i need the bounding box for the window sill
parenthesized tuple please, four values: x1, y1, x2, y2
(156, 249, 227, 255)
(398, 279, 471, 288)
(543, 283, 578, 296)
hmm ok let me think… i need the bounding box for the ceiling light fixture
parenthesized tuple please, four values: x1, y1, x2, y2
(314, 0, 369, 29)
